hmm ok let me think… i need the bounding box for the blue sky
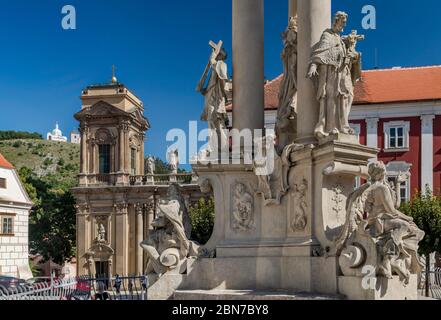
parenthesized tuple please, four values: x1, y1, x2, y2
(1, 0, 441, 167)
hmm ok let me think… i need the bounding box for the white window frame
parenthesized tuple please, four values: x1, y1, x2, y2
(0, 177, 6, 189)
(1, 216, 14, 235)
(383, 121, 410, 152)
(385, 161, 412, 204)
(387, 177, 410, 203)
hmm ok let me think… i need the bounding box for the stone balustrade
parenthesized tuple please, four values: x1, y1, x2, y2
(79, 173, 198, 187)
(129, 173, 198, 186)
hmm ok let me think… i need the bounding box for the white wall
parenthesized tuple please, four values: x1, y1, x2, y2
(0, 167, 32, 279)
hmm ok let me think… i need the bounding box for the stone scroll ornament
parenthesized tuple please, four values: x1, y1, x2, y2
(291, 179, 308, 232)
(232, 183, 254, 231)
(307, 11, 364, 141)
(140, 184, 199, 278)
(335, 161, 424, 285)
(275, 16, 298, 154)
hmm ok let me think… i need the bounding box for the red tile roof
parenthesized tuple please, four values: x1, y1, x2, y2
(0, 152, 14, 169)
(227, 66, 441, 111)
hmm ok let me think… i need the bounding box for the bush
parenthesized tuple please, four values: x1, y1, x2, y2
(401, 188, 441, 257)
(188, 197, 215, 244)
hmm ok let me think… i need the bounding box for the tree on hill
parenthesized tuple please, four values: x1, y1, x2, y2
(19, 167, 76, 265)
(0, 131, 42, 141)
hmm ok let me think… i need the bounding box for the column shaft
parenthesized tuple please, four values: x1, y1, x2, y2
(366, 118, 379, 149)
(296, 0, 331, 144)
(136, 209, 144, 275)
(421, 115, 435, 192)
(232, 0, 265, 133)
(80, 130, 87, 174)
(289, 0, 298, 18)
(119, 127, 125, 173)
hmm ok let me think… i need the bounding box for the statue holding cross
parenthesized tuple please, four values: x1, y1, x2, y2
(196, 40, 230, 159)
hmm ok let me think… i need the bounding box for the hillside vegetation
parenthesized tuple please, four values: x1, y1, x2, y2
(0, 139, 80, 264)
(0, 139, 80, 188)
(0, 130, 43, 141)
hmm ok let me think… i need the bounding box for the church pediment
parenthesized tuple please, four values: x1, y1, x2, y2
(74, 101, 130, 120)
(131, 108, 150, 129)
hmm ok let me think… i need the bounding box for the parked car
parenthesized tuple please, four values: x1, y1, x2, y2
(25, 277, 54, 287)
(0, 276, 27, 294)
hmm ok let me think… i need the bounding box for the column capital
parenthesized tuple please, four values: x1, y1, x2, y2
(365, 117, 379, 125)
(421, 114, 435, 125)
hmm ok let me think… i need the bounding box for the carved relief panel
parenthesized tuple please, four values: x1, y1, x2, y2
(289, 178, 308, 233)
(231, 182, 254, 232)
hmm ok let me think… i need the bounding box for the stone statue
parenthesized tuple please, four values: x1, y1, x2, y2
(97, 223, 106, 242)
(145, 156, 155, 175)
(167, 149, 179, 175)
(336, 161, 424, 285)
(140, 184, 198, 277)
(196, 40, 230, 158)
(254, 134, 292, 206)
(291, 179, 308, 232)
(276, 16, 298, 154)
(307, 12, 363, 141)
(232, 183, 254, 231)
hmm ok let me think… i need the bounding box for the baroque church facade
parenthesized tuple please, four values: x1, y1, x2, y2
(71, 77, 203, 278)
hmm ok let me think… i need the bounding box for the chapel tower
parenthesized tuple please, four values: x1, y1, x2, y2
(74, 70, 150, 186)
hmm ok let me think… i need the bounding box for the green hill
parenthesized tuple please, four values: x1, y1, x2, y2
(0, 139, 80, 188)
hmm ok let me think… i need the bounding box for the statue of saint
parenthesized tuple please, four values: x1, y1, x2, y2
(145, 156, 155, 175)
(97, 223, 106, 242)
(307, 12, 363, 141)
(276, 16, 298, 154)
(140, 185, 198, 276)
(337, 161, 424, 285)
(196, 40, 230, 158)
(167, 149, 179, 175)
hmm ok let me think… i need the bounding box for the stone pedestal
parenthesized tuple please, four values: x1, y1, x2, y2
(338, 275, 418, 300)
(185, 142, 377, 297)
